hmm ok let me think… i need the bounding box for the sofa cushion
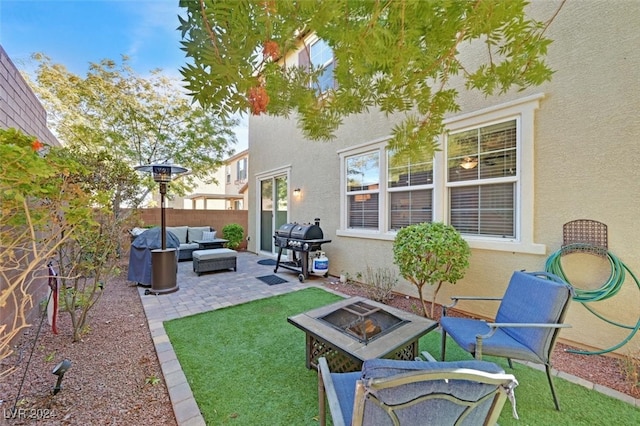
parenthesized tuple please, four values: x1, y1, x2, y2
(201, 230, 217, 241)
(188, 226, 212, 242)
(166, 226, 188, 244)
(193, 248, 237, 261)
(180, 242, 200, 250)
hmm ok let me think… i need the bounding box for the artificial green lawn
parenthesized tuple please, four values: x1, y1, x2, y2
(164, 288, 639, 425)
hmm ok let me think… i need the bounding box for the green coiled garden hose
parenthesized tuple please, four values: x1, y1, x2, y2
(545, 243, 640, 355)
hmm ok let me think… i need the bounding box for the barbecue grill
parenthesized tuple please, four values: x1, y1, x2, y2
(273, 218, 331, 282)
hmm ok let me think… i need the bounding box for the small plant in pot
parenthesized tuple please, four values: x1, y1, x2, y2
(222, 223, 244, 250)
(392, 222, 470, 319)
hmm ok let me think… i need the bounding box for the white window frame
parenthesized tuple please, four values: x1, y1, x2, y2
(387, 147, 435, 231)
(237, 158, 247, 181)
(306, 35, 335, 93)
(337, 137, 394, 240)
(337, 94, 546, 254)
(438, 93, 545, 254)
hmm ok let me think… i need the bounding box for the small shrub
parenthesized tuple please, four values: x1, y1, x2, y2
(619, 350, 640, 393)
(222, 223, 244, 249)
(393, 222, 470, 318)
(357, 266, 398, 303)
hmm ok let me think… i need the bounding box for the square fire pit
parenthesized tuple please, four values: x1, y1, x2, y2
(288, 296, 438, 373)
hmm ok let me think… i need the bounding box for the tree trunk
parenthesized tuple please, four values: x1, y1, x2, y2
(417, 284, 430, 318)
(430, 281, 444, 319)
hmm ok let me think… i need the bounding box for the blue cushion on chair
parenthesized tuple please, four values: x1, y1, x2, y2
(440, 317, 541, 362)
(330, 371, 360, 424)
(361, 358, 505, 379)
(359, 359, 508, 425)
(495, 271, 572, 362)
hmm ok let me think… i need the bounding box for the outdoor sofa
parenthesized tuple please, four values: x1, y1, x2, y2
(165, 226, 216, 261)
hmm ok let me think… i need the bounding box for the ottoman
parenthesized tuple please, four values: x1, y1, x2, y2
(192, 248, 237, 276)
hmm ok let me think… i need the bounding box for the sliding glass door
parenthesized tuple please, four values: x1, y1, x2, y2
(259, 174, 288, 255)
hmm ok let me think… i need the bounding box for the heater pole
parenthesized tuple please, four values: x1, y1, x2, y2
(160, 182, 167, 250)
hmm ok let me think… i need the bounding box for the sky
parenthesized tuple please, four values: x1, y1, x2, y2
(0, 0, 248, 150)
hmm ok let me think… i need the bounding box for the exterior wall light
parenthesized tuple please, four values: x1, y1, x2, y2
(293, 188, 301, 197)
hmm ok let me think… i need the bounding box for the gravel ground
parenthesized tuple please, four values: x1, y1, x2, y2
(0, 270, 175, 426)
(1, 271, 637, 425)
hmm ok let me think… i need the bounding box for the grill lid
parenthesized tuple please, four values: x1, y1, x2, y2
(275, 219, 324, 241)
(275, 223, 297, 238)
(290, 224, 323, 240)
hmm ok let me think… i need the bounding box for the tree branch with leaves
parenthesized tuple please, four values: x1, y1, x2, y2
(23, 54, 238, 209)
(178, 0, 564, 159)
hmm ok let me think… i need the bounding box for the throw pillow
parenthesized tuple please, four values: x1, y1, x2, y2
(202, 230, 217, 241)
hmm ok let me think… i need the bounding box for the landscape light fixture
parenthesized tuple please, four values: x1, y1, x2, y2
(52, 359, 72, 395)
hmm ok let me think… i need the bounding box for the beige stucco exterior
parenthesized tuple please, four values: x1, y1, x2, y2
(247, 1, 640, 355)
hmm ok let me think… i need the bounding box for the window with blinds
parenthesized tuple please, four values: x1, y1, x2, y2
(346, 152, 380, 229)
(388, 146, 434, 230)
(447, 120, 517, 238)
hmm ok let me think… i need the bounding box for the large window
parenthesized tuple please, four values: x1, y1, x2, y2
(337, 94, 545, 254)
(388, 146, 434, 230)
(310, 39, 334, 92)
(300, 37, 335, 93)
(346, 152, 380, 229)
(447, 120, 517, 238)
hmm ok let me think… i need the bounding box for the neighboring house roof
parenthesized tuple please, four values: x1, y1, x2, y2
(225, 149, 248, 164)
(187, 193, 243, 200)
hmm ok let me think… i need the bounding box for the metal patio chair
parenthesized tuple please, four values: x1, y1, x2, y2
(317, 357, 518, 426)
(440, 271, 574, 410)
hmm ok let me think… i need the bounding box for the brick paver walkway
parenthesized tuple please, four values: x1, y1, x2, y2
(138, 251, 327, 426)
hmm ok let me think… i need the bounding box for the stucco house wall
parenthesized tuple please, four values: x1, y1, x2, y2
(247, 1, 640, 354)
(224, 149, 249, 209)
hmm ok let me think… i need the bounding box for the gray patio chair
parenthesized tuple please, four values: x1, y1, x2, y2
(318, 357, 518, 426)
(440, 271, 574, 410)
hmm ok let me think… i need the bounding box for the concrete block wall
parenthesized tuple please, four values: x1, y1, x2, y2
(1, 44, 60, 351)
(0, 44, 59, 146)
(129, 208, 249, 250)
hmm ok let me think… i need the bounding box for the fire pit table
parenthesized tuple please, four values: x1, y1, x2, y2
(288, 296, 438, 373)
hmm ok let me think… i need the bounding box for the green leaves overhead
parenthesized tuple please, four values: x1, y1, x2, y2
(179, 0, 560, 155)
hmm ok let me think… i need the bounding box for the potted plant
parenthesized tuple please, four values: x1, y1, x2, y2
(222, 223, 244, 250)
(392, 222, 470, 318)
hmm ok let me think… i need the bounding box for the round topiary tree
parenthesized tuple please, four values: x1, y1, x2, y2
(393, 222, 470, 318)
(222, 223, 244, 250)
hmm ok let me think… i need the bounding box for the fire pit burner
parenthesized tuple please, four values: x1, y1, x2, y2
(319, 301, 407, 344)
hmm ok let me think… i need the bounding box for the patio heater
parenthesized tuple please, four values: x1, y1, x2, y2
(135, 163, 188, 294)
